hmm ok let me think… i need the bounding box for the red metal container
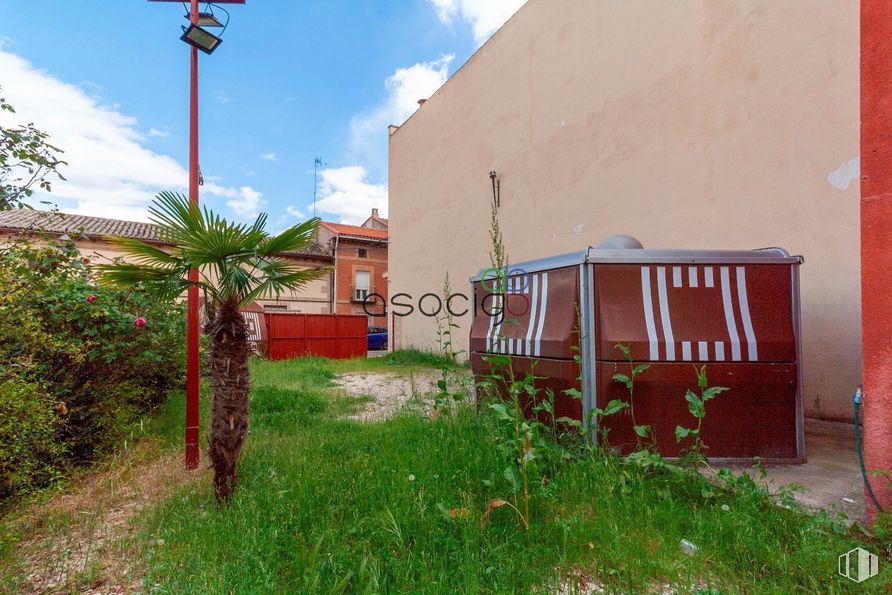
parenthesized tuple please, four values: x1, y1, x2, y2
(266, 313, 367, 360)
(470, 244, 804, 462)
(241, 302, 269, 356)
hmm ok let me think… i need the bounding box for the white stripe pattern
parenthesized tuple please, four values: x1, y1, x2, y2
(656, 267, 676, 360)
(485, 288, 497, 352)
(736, 267, 758, 361)
(533, 272, 549, 356)
(698, 341, 708, 360)
(492, 291, 504, 354)
(636, 265, 759, 363)
(524, 274, 539, 356)
(640, 267, 659, 360)
(507, 277, 515, 355)
(720, 267, 742, 361)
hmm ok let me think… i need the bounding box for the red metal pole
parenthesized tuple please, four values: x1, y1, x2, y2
(861, 0, 892, 523)
(185, 0, 201, 470)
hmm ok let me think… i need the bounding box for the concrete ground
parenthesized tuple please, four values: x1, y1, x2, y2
(743, 418, 864, 522)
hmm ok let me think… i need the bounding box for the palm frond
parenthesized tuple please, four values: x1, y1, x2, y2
(104, 236, 183, 268)
(97, 262, 192, 301)
(149, 192, 267, 264)
(103, 191, 327, 308)
(241, 266, 328, 305)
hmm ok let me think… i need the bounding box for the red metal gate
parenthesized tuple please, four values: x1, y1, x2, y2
(265, 313, 367, 360)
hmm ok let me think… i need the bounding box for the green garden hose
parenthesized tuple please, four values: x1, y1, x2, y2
(853, 385, 885, 514)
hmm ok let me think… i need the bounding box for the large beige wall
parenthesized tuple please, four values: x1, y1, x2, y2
(389, 0, 860, 420)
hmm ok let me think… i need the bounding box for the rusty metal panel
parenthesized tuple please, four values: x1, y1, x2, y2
(469, 266, 579, 360)
(596, 361, 799, 459)
(595, 264, 795, 364)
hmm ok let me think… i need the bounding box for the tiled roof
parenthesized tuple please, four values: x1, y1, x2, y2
(0, 209, 332, 260)
(319, 221, 389, 241)
(0, 209, 162, 242)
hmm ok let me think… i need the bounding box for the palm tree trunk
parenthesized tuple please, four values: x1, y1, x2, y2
(206, 298, 250, 502)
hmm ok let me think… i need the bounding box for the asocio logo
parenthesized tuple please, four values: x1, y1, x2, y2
(361, 267, 529, 323)
(838, 546, 879, 583)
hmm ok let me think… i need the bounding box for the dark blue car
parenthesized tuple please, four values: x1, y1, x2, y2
(367, 326, 388, 351)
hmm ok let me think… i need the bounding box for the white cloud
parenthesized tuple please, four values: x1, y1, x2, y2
(259, 152, 278, 161)
(349, 55, 453, 175)
(147, 127, 170, 138)
(286, 206, 306, 219)
(226, 186, 265, 218)
(428, 0, 527, 45)
(314, 166, 386, 225)
(0, 49, 261, 222)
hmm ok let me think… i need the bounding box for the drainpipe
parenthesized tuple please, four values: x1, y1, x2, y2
(331, 235, 340, 314)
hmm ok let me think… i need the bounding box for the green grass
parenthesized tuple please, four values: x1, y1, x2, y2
(134, 355, 891, 594)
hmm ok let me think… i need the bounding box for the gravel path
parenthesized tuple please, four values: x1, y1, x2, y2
(333, 371, 471, 421)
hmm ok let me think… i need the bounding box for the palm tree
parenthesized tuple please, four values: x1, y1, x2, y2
(99, 192, 324, 501)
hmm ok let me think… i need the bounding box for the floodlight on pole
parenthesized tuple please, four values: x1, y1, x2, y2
(181, 23, 223, 54)
(196, 12, 225, 28)
(148, 0, 246, 471)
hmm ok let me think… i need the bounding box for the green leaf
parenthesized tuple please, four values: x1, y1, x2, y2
(634, 424, 651, 437)
(563, 387, 583, 400)
(696, 365, 708, 388)
(685, 390, 705, 418)
(602, 399, 628, 416)
(612, 373, 632, 389)
(675, 426, 691, 442)
(503, 466, 521, 491)
(702, 386, 730, 401)
(488, 403, 513, 421)
(632, 364, 650, 376)
(483, 354, 512, 366)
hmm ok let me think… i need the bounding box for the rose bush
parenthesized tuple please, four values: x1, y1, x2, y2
(0, 237, 185, 502)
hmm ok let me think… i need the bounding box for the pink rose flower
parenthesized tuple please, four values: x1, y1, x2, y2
(134, 317, 147, 328)
(86, 295, 97, 303)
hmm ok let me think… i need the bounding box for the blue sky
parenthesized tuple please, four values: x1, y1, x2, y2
(0, 0, 525, 225)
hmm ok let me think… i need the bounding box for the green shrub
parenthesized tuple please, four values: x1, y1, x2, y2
(0, 381, 63, 501)
(0, 236, 185, 502)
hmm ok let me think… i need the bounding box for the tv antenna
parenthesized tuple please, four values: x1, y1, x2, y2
(313, 156, 325, 219)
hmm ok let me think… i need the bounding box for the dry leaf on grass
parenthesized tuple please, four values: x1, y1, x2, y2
(480, 498, 528, 530)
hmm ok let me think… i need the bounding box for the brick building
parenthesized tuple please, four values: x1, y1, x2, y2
(317, 211, 388, 327)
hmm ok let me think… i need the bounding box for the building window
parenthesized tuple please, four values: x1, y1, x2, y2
(358, 248, 367, 258)
(353, 270, 370, 301)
